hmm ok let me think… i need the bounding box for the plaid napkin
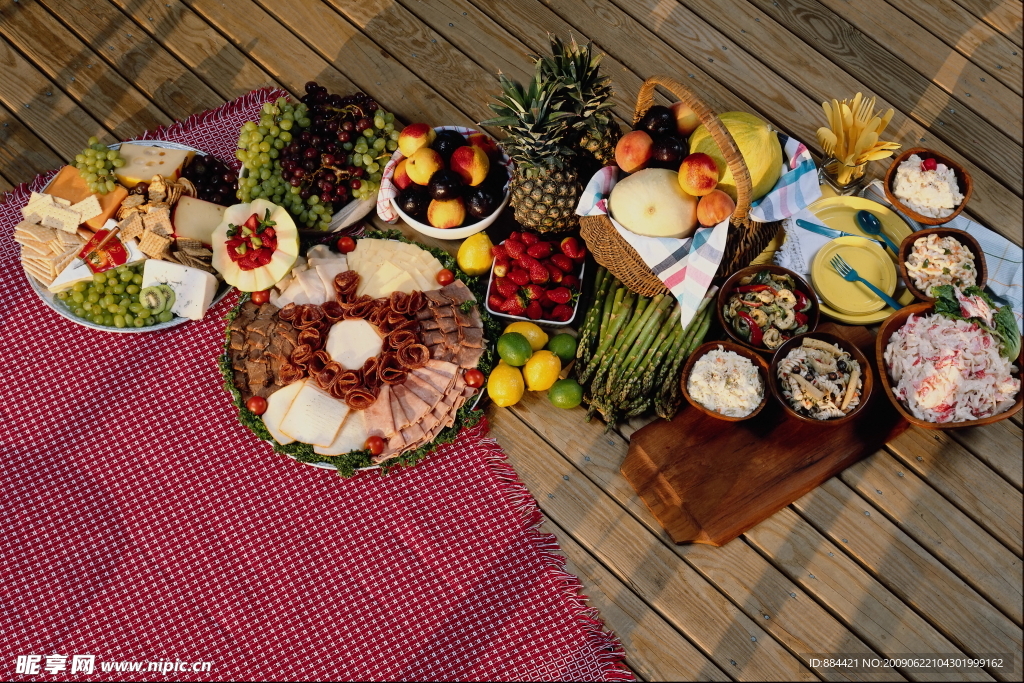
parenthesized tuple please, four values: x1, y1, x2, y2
(862, 180, 1023, 333)
(377, 126, 513, 224)
(747, 133, 821, 222)
(576, 166, 729, 330)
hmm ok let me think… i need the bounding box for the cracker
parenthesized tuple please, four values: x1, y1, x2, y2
(138, 230, 171, 258)
(121, 194, 147, 209)
(70, 195, 103, 222)
(14, 221, 57, 243)
(148, 175, 167, 202)
(176, 177, 197, 198)
(18, 240, 52, 256)
(143, 209, 173, 237)
(23, 260, 54, 285)
(118, 212, 145, 242)
(175, 237, 203, 252)
(41, 204, 82, 234)
(48, 238, 64, 254)
(21, 198, 51, 223)
(57, 231, 85, 248)
(54, 247, 79, 273)
(184, 247, 212, 259)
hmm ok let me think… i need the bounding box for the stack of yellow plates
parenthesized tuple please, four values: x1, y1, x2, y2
(812, 237, 897, 315)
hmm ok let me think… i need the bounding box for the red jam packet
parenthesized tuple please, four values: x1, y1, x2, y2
(78, 229, 129, 274)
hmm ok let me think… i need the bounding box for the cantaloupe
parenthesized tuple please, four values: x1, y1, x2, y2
(688, 112, 782, 201)
(211, 199, 299, 292)
(608, 168, 698, 239)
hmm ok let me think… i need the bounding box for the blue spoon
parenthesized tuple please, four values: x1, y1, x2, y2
(856, 210, 899, 253)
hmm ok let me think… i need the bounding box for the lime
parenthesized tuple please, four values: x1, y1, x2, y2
(504, 321, 548, 352)
(497, 332, 533, 367)
(488, 361, 525, 407)
(546, 333, 577, 363)
(457, 232, 494, 276)
(523, 350, 561, 392)
(548, 379, 584, 409)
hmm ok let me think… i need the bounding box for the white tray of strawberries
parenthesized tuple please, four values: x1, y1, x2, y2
(485, 230, 587, 325)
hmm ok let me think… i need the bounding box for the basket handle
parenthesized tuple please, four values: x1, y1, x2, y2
(634, 76, 753, 221)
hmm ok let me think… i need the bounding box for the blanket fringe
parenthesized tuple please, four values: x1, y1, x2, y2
(135, 87, 290, 145)
(468, 416, 634, 682)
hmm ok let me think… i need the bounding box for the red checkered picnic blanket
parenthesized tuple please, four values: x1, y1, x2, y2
(0, 90, 630, 681)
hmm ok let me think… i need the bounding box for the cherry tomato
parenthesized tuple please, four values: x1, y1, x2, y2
(364, 435, 385, 456)
(250, 290, 271, 305)
(464, 368, 485, 388)
(436, 268, 455, 286)
(336, 235, 357, 253)
(246, 395, 268, 415)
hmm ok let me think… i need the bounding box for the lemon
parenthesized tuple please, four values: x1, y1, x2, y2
(523, 350, 561, 392)
(548, 379, 584, 409)
(504, 321, 548, 352)
(497, 332, 533, 367)
(488, 361, 525, 407)
(457, 232, 494, 276)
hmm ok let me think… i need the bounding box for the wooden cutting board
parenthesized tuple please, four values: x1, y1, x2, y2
(622, 324, 908, 546)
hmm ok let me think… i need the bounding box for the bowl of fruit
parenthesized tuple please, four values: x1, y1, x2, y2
(381, 125, 512, 240)
(485, 231, 587, 325)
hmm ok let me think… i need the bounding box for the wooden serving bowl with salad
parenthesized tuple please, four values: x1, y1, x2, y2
(681, 341, 771, 422)
(876, 300, 1023, 429)
(717, 265, 820, 355)
(897, 227, 987, 302)
(769, 332, 873, 427)
(883, 148, 973, 226)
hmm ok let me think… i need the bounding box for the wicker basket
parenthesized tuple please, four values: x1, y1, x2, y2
(580, 75, 782, 296)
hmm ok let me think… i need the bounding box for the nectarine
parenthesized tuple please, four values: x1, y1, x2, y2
(615, 130, 654, 174)
(697, 189, 736, 226)
(670, 102, 700, 137)
(406, 147, 443, 186)
(393, 159, 414, 190)
(449, 145, 490, 186)
(427, 197, 466, 229)
(398, 123, 436, 157)
(467, 132, 502, 162)
(678, 153, 719, 196)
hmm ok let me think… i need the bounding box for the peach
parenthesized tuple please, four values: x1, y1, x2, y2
(614, 130, 654, 173)
(449, 145, 490, 186)
(670, 102, 700, 137)
(405, 147, 443, 185)
(467, 132, 502, 162)
(697, 189, 736, 226)
(397, 123, 436, 157)
(678, 152, 719, 196)
(427, 197, 466, 229)
(393, 159, 414, 190)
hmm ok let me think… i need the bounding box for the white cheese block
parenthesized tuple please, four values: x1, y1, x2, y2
(295, 268, 327, 305)
(408, 269, 434, 292)
(315, 260, 348, 301)
(141, 259, 218, 321)
(262, 379, 306, 445)
(172, 196, 226, 245)
(325, 318, 383, 369)
(115, 143, 193, 188)
(314, 410, 368, 455)
(279, 381, 350, 447)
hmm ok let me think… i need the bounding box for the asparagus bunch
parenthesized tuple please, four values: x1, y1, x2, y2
(574, 266, 717, 429)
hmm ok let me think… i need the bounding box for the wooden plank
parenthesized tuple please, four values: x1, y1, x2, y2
(538, 517, 731, 682)
(815, 0, 1022, 138)
(0, 103, 64, 184)
(0, 35, 112, 163)
(107, 0, 279, 99)
(793, 479, 1023, 680)
(234, 0, 472, 129)
(745, 507, 994, 681)
(0, 0, 168, 138)
(951, 0, 1023, 46)
(34, 0, 226, 120)
(886, 428, 1023, 556)
(486, 407, 819, 681)
(885, 0, 1022, 95)
(948, 420, 1023, 489)
(507, 391, 902, 682)
(839, 451, 1023, 625)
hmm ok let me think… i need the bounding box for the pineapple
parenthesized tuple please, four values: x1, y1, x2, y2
(482, 67, 583, 233)
(538, 36, 621, 172)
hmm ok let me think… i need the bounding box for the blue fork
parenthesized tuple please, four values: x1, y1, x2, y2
(830, 254, 903, 310)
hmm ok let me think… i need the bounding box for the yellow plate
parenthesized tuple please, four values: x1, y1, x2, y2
(807, 196, 916, 324)
(812, 237, 897, 314)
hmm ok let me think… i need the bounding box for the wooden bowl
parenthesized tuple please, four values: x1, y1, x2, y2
(897, 227, 987, 301)
(883, 148, 972, 226)
(681, 341, 771, 422)
(717, 265, 820, 355)
(769, 332, 873, 426)
(876, 302, 1023, 429)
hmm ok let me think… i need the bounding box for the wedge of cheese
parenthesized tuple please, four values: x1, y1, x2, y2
(44, 165, 128, 230)
(279, 381, 350, 447)
(172, 196, 226, 245)
(141, 259, 218, 321)
(314, 410, 368, 455)
(262, 379, 306, 445)
(379, 270, 415, 297)
(325, 318, 383, 369)
(115, 143, 193, 188)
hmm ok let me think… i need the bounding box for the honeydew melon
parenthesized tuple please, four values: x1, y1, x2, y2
(211, 199, 299, 292)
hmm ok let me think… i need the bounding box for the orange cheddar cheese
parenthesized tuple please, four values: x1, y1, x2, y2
(44, 166, 128, 231)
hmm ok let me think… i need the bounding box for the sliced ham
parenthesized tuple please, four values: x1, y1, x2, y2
(390, 389, 411, 430)
(456, 344, 485, 368)
(412, 367, 455, 394)
(364, 384, 396, 439)
(404, 373, 443, 407)
(426, 359, 459, 377)
(401, 422, 425, 444)
(394, 384, 431, 423)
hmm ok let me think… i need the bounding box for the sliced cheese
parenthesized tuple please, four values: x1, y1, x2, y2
(315, 260, 348, 301)
(115, 143, 193, 188)
(378, 270, 415, 297)
(408, 269, 434, 292)
(141, 259, 218, 321)
(279, 381, 350, 447)
(44, 165, 128, 230)
(360, 260, 404, 299)
(172, 196, 226, 245)
(262, 379, 306, 445)
(325, 319, 383, 369)
(281, 276, 311, 305)
(295, 267, 327, 305)
(314, 410, 367, 455)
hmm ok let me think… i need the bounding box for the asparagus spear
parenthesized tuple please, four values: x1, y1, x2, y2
(635, 313, 683, 398)
(612, 297, 675, 402)
(592, 292, 654, 394)
(598, 278, 620, 341)
(579, 287, 630, 385)
(577, 267, 612, 369)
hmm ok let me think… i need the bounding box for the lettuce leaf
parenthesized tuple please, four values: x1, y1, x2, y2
(932, 284, 1021, 359)
(993, 306, 1021, 360)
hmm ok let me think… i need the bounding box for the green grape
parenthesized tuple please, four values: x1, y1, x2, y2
(158, 310, 174, 323)
(134, 317, 146, 328)
(386, 140, 397, 152)
(384, 112, 394, 123)
(259, 141, 271, 153)
(362, 153, 373, 166)
(71, 291, 84, 304)
(126, 284, 139, 295)
(367, 162, 380, 173)
(105, 303, 118, 314)
(94, 272, 107, 285)
(244, 121, 257, 132)
(73, 307, 87, 318)
(373, 138, 386, 151)
(124, 313, 134, 326)
(132, 274, 143, 286)
(374, 116, 385, 129)
(129, 302, 144, 314)
(86, 292, 100, 304)
(145, 316, 157, 326)
(362, 128, 374, 138)
(389, 130, 400, 141)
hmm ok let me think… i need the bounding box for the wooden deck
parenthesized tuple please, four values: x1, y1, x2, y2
(1, 0, 1021, 679)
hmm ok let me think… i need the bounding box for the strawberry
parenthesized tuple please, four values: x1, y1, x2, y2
(255, 248, 274, 266)
(507, 268, 530, 286)
(504, 238, 526, 260)
(546, 286, 572, 305)
(491, 244, 508, 259)
(526, 300, 543, 320)
(493, 255, 510, 278)
(528, 260, 550, 285)
(921, 157, 938, 172)
(570, 245, 587, 263)
(550, 253, 574, 273)
(562, 274, 581, 290)
(495, 277, 518, 298)
(526, 241, 551, 259)
(243, 213, 261, 231)
(488, 293, 505, 310)
(508, 231, 522, 243)
(521, 283, 544, 300)
(559, 236, 583, 259)
(550, 304, 574, 322)
(516, 254, 540, 269)
(539, 291, 556, 310)
(520, 231, 541, 246)
(545, 262, 564, 283)
(500, 293, 527, 316)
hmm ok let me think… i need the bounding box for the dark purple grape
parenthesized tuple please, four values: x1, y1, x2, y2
(341, 121, 354, 132)
(300, 188, 312, 199)
(304, 148, 317, 159)
(321, 154, 335, 165)
(355, 118, 370, 132)
(223, 173, 236, 183)
(303, 160, 317, 171)
(290, 177, 303, 187)
(305, 81, 318, 93)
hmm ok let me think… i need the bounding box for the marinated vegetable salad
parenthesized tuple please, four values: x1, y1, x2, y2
(777, 337, 862, 420)
(723, 270, 812, 349)
(55, 262, 176, 328)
